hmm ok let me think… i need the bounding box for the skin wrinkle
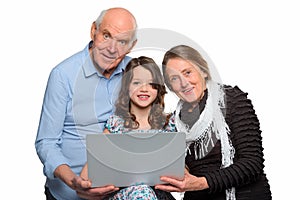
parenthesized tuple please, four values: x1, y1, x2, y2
(89, 8, 137, 78)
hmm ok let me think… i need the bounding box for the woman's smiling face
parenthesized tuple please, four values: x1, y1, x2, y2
(166, 58, 207, 104)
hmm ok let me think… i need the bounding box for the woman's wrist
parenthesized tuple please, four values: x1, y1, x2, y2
(197, 177, 209, 190)
(185, 164, 190, 172)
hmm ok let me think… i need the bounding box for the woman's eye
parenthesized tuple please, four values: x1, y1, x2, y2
(170, 76, 179, 82)
(185, 70, 192, 76)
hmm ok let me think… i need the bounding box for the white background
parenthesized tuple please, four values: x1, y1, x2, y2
(1, 0, 299, 199)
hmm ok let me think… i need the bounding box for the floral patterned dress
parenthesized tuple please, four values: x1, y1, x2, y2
(104, 114, 176, 200)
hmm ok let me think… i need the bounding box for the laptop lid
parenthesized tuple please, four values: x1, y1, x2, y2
(86, 132, 185, 187)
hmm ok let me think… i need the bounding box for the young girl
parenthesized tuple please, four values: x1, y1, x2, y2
(81, 56, 176, 200)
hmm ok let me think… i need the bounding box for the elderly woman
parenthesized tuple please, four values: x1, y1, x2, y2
(155, 45, 272, 200)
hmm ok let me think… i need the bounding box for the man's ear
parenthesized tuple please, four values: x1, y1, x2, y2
(90, 22, 97, 40)
(127, 39, 137, 53)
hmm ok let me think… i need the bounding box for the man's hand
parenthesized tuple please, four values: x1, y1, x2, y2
(54, 164, 119, 200)
(72, 176, 119, 200)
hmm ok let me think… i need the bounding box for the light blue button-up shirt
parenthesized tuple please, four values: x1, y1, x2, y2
(35, 42, 131, 200)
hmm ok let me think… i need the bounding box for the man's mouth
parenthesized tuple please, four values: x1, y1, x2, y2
(103, 54, 117, 60)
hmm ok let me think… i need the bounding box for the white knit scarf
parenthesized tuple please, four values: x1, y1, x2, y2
(174, 81, 236, 200)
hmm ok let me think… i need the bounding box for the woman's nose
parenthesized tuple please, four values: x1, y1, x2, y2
(180, 77, 189, 88)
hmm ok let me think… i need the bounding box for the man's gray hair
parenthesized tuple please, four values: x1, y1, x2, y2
(94, 9, 137, 42)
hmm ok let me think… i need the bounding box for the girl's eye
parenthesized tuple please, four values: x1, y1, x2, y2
(149, 83, 159, 90)
(132, 81, 141, 85)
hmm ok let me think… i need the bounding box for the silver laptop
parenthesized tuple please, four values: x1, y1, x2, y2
(86, 132, 186, 187)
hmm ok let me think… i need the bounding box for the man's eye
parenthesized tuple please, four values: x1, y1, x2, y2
(118, 40, 127, 46)
(103, 34, 110, 40)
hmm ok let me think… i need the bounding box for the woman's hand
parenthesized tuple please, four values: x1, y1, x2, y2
(155, 168, 209, 192)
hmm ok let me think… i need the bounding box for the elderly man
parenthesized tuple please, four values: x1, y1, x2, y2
(35, 7, 137, 200)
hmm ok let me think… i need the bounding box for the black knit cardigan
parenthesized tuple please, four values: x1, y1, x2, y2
(182, 85, 272, 200)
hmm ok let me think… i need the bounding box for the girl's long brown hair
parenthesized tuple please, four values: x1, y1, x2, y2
(115, 56, 170, 130)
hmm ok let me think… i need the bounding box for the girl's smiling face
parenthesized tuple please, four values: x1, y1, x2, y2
(129, 66, 158, 109)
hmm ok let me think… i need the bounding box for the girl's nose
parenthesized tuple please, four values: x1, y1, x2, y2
(139, 83, 149, 91)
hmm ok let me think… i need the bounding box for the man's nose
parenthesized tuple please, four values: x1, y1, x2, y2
(107, 39, 118, 54)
